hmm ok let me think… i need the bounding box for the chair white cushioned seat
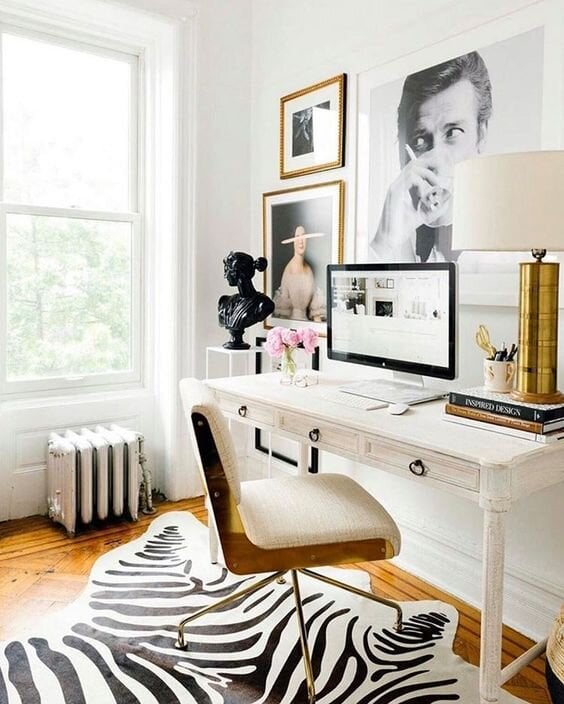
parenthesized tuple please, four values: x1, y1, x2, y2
(239, 473, 401, 553)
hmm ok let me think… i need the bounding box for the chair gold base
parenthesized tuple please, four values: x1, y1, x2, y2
(174, 570, 285, 650)
(175, 568, 403, 704)
(298, 567, 403, 630)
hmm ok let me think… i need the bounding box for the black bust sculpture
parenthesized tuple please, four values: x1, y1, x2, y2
(218, 251, 275, 349)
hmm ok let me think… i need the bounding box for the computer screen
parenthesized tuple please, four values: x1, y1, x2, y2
(327, 262, 457, 380)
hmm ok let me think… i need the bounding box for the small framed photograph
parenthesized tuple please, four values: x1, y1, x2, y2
(280, 74, 346, 179)
(263, 180, 345, 334)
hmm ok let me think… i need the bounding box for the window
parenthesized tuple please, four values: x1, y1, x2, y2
(1, 29, 140, 393)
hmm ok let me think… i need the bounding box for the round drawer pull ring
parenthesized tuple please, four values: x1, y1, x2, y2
(409, 459, 427, 476)
(308, 428, 320, 442)
(238, 405, 247, 418)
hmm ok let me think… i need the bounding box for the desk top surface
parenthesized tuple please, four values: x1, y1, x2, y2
(206, 373, 560, 467)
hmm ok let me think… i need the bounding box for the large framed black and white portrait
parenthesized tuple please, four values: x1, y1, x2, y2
(263, 181, 345, 334)
(357, 20, 550, 305)
(280, 74, 346, 179)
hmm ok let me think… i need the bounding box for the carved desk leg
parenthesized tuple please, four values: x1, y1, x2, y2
(298, 442, 309, 475)
(479, 462, 512, 704)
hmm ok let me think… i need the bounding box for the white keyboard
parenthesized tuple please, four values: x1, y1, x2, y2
(321, 389, 387, 411)
(339, 379, 447, 405)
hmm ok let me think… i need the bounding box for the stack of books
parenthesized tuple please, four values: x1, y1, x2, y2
(443, 387, 564, 443)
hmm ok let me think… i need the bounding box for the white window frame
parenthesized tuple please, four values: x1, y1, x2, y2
(0, 12, 146, 397)
(0, 0, 197, 502)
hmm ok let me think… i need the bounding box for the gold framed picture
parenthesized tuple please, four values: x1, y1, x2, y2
(262, 180, 345, 335)
(279, 74, 346, 179)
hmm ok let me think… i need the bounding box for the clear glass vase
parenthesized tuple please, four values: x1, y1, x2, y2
(280, 347, 297, 385)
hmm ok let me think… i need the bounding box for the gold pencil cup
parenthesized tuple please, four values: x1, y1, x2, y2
(512, 260, 564, 404)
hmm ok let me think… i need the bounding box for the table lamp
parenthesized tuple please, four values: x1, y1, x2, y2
(452, 150, 564, 404)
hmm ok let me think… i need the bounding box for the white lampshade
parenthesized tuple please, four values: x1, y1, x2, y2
(452, 150, 564, 252)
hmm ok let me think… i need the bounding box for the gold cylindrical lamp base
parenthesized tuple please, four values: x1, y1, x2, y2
(512, 260, 564, 404)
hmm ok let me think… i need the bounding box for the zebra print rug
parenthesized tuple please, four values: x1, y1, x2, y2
(0, 512, 526, 704)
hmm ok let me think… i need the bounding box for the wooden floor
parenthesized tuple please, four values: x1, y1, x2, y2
(0, 496, 550, 703)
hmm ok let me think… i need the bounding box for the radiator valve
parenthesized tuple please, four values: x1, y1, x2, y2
(138, 437, 156, 514)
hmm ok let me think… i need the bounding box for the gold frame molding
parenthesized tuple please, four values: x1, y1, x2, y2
(280, 73, 346, 179)
(262, 180, 345, 335)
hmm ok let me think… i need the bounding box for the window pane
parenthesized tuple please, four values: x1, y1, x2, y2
(7, 214, 132, 381)
(3, 33, 132, 210)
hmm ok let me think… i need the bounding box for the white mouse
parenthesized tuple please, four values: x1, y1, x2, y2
(387, 403, 409, 415)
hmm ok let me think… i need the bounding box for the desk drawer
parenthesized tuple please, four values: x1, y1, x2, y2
(215, 393, 275, 427)
(279, 411, 359, 454)
(364, 438, 479, 492)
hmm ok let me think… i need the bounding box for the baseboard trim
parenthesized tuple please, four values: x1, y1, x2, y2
(396, 516, 561, 641)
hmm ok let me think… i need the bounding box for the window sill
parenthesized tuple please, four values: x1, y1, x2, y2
(0, 384, 152, 412)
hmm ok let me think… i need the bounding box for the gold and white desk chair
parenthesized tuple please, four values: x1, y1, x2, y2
(177, 377, 403, 704)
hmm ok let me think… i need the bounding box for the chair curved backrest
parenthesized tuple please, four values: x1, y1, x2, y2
(180, 377, 260, 573)
(179, 378, 241, 504)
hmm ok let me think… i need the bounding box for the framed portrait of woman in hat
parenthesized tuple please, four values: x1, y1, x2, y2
(262, 180, 345, 333)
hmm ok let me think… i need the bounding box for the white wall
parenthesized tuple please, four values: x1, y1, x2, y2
(118, 0, 254, 376)
(193, 0, 253, 376)
(175, 0, 253, 498)
(249, 0, 564, 638)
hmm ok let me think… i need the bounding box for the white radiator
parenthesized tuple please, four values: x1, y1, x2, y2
(47, 424, 144, 536)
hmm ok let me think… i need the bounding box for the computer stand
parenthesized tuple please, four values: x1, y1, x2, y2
(340, 372, 446, 405)
(390, 370, 425, 388)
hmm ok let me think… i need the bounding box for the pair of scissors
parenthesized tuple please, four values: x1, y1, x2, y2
(476, 325, 496, 360)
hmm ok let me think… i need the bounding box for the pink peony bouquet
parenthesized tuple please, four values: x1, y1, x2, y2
(265, 327, 319, 383)
(264, 326, 319, 358)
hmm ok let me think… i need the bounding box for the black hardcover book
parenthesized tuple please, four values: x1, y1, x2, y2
(448, 387, 564, 423)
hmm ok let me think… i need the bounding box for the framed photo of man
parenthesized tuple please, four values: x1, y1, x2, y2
(280, 74, 346, 179)
(263, 180, 345, 334)
(356, 22, 548, 305)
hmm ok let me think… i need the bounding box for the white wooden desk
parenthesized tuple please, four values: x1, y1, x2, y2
(206, 372, 564, 704)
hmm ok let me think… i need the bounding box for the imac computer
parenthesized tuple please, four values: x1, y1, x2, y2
(327, 262, 457, 405)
